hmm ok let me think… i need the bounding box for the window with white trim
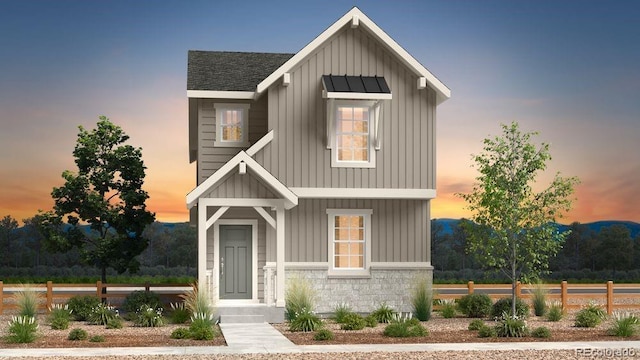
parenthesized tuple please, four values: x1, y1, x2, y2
(327, 209, 372, 276)
(328, 100, 380, 168)
(214, 103, 250, 147)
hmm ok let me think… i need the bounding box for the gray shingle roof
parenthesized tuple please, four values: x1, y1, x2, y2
(187, 51, 294, 91)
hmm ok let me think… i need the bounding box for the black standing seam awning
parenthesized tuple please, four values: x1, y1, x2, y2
(322, 75, 391, 94)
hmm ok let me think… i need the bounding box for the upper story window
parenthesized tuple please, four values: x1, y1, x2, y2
(214, 103, 250, 147)
(322, 75, 391, 168)
(333, 101, 375, 167)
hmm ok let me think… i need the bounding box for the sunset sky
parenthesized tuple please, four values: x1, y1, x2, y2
(1, 1, 638, 225)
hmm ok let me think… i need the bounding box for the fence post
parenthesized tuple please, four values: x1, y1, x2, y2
(47, 281, 53, 310)
(561, 281, 568, 311)
(607, 281, 614, 315)
(516, 281, 522, 298)
(468, 281, 474, 294)
(96, 281, 102, 300)
(0, 281, 3, 315)
(145, 282, 150, 292)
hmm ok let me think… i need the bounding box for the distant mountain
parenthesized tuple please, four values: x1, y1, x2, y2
(432, 219, 640, 238)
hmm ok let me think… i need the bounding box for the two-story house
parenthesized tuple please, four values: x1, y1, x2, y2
(186, 7, 450, 323)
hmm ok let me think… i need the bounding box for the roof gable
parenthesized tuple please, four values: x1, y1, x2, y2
(256, 7, 450, 103)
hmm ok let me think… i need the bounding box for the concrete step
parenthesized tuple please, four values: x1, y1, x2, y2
(220, 314, 265, 323)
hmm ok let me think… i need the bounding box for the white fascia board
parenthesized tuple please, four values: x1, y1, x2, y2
(323, 91, 392, 100)
(186, 151, 246, 208)
(290, 187, 436, 199)
(241, 154, 298, 209)
(200, 198, 286, 208)
(256, 7, 450, 103)
(246, 130, 274, 157)
(187, 90, 255, 99)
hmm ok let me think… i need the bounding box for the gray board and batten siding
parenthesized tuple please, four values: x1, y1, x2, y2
(259, 25, 437, 190)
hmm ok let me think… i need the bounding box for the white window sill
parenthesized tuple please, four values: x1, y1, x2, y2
(327, 269, 371, 279)
(214, 141, 250, 148)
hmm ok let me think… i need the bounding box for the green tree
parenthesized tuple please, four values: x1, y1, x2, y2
(595, 225, 633, 272)
(37, 116, 155, 285)
(458, 122, 579, 317)
(0, 215, 19, 268)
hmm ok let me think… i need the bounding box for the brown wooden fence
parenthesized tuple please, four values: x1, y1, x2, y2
(0, 281, 194, 315)
(433, 281, 640, 315)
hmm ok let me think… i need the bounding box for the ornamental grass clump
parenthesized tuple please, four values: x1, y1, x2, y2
(7, 315, 38, 343)
(289, 308, 322, 332)
(531, 326, 552, 338)
(134, 304, 165, 327)
(339, 313, 365, 331)
(607, 312, 639, 337)
(285, 276, 317, 321)
(371, 303, 397, 323)
(48, 303, 73, 330)
(468, 319, 486, 331)
(531, 281, 549, 317)
(411, 274, 433, 321)
(189, 312, 218, 340)
(313, 328, 335, 341)
(332, 303, 353, 324)
(181, 283, 216, 321)
(87, 303, 119, 326)
(439, 299, 457, 318)
(546, 301, 564, 322)
(169, 302, 191, 324)
(383, 313, 428, 338)
(67, 328, 88, 341)
(14, 286, 41, 318)
(495, 313, 529, 338)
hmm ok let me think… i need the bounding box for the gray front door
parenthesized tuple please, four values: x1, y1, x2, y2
(219, 225, 252, 299)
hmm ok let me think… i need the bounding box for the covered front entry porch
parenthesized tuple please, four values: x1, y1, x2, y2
(196, 198, 288, 312)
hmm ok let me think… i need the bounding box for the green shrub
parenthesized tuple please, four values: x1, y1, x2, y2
(169, 302, 191, 324)
(170, 327, 191, 339)
(575, 302, 607, 328)
(332, 303, 353, 323)
(383, 317, 428, 338)
(491, 297, 529, 319)
(607, 312, 639, 337)
(106, 317, 123, 329)
(285, 276, 317, 321)
(457, 293, 492, 318)
(67, 296, 101, 321)
(48, 304, 72, 330)
(546, 301, 564, 322)
(411, 275, 433, 321)
(133, 304, 165, 327)
(189, 319, 216, 340)
(68, 328, 88, 341)
(495, 313, 529, 337)
(364, 314, 378, 327)
(289, 309, 322, 332)
(531, 326, 551, 338)
(531, 282, 548, 317)
(88, 303, 119, 326)
(14, 286, 40, 317)
(340, 313, 365, 331)
(89, 335, 105, 342)
(371, 303, 397, 323)
(122, 290, 162, 319)
(439, 299, 457, 318)
(477, 325, 497, 338)
(468, 319, 486, 331)
(313, 328, 335, 341)
(7, 316, 38, 343)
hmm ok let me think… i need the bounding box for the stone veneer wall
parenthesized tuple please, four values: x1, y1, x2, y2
(286, 268, 433, 314)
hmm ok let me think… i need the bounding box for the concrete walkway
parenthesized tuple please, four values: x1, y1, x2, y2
(1, 323, 640, 358)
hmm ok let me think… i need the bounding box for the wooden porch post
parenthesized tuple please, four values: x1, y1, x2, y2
(276, 205, 286, 307)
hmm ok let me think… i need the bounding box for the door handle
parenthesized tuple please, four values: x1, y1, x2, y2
(220, 257, 224, 276)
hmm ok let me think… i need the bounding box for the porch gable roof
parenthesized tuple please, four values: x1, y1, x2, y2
(186, 151, 298, 210)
